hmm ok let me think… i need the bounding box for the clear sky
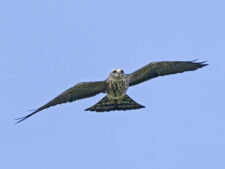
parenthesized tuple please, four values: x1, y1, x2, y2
(1, 0, 225, 169)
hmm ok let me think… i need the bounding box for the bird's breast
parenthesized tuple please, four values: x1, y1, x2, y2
(106, 78, 129, 100)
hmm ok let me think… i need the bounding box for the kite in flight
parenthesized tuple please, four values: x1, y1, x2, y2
(16, 60, 207, 123)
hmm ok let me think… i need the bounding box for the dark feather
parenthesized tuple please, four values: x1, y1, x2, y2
(85, 94, 145, 112)
(128, 60, 208, 86)
(15, 81, 107, 123)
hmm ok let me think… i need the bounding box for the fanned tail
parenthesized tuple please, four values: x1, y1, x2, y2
(85, 94, 145, 112)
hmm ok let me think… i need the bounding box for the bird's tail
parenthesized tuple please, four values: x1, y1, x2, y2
(85, 94, 145, 112)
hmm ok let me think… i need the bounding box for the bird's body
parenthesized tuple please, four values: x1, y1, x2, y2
(106, 69, 129, 100)
(85, 69, 143, 112)
(16, 60, 208, 123)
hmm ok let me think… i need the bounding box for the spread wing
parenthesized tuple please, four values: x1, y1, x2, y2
(128, 60, 208, 87)
(16, 81, 107, 123)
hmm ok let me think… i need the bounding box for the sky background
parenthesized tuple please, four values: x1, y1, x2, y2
(0, 0, 225, 169)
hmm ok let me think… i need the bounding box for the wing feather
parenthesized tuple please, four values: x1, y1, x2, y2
(16, 81, 106, 123)
(128, 61, 208, 86)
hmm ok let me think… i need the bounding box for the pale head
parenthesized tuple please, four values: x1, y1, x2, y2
(110, 69, 125, 79)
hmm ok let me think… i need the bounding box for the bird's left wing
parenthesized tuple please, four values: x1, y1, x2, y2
(16, 81, 107, 123)
(128, 60, 208, 87)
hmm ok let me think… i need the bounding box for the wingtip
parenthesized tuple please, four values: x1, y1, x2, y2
(14, 116, 28, 124)
(191, 60, 208, 68)
(15, 108, 40, 124)
(200, 61, 209, 67)
(191, 59, 199, 62)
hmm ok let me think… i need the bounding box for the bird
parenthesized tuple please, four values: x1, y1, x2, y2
(15, 60, 207, 123)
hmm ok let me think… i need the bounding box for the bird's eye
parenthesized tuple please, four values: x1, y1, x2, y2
(112, 70, 117, 73)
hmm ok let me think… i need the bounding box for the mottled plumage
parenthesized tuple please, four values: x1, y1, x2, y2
(106, 69, 129, 100)
(16, 60, 207, 123)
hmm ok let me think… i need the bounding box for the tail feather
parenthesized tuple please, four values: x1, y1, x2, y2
(85, 94, 145, 112)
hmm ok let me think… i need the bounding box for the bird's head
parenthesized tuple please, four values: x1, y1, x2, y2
(110, 69, 125, 80)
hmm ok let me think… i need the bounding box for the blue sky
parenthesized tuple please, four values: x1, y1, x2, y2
(1, 0, 225, 169)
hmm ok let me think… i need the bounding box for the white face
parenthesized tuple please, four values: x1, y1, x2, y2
(110, 69, 125, 78)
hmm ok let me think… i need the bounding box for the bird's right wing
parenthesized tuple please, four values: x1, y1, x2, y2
(16, 81, 107, 123)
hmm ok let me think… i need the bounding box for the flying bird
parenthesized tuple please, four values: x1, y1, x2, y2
(16, 60, 207, 123)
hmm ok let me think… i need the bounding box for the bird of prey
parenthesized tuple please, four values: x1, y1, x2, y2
(16, 60, 207, 123)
